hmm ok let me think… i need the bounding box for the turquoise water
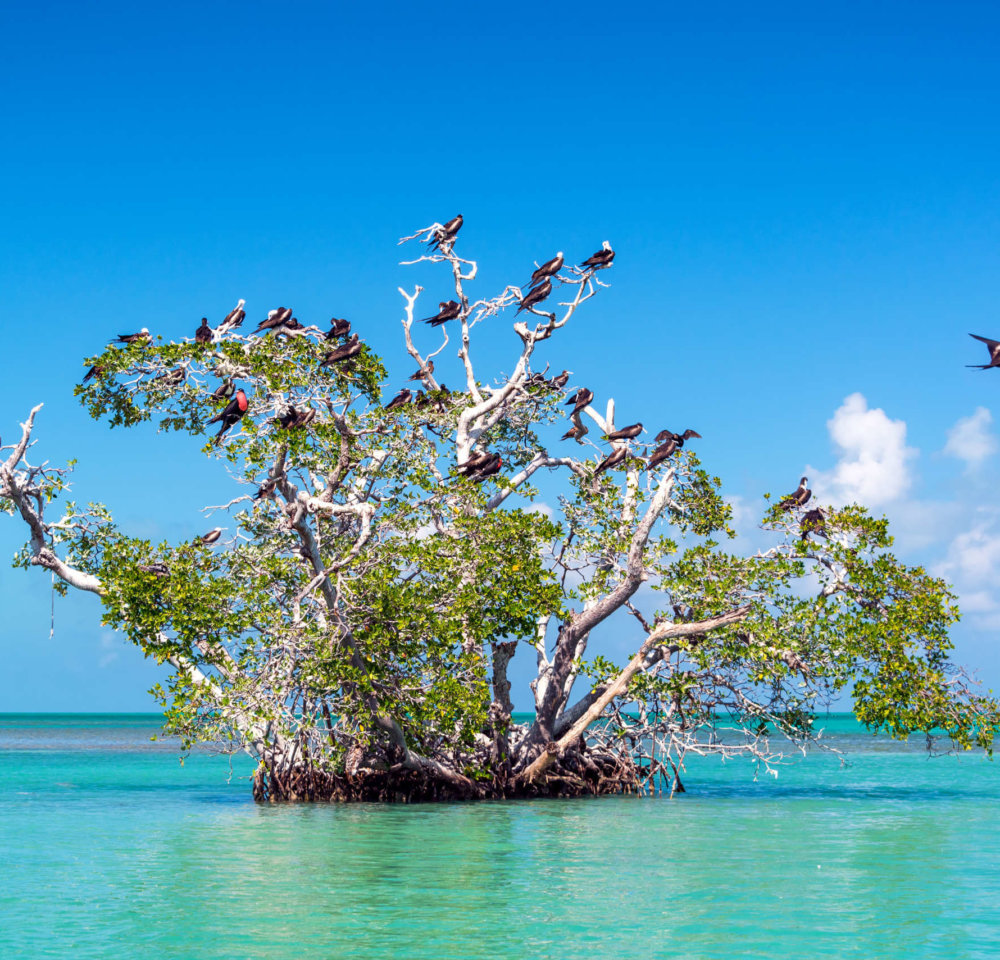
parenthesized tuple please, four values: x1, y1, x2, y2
(1, 714, 998, 959)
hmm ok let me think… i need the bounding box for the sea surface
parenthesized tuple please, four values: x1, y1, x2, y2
(1, 713, 998, 960)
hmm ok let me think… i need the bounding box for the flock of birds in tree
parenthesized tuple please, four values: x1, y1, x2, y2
(80, 214, 834, 550)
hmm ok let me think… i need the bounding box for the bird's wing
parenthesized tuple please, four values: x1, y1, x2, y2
(970, 333, 1000, 350)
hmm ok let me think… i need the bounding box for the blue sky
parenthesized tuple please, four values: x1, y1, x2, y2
(2, 1, 1000, 710)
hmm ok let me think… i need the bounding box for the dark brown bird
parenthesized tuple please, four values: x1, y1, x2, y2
(254, 476, 279, 500)
(580, 241, 615, 270)
(271, 317, 304, 336)
(457, 451, 494, 476)
(470, 453, 503, 482)
(195, 318, 213, 343)
(800, 507, 828, 541)
(548, 370, 571, 390)
(605, 422, 643, 442)
(326, 318, 351, 340)
(220, 301, 246, 329)
(156, 368, 185, 386)
(211, 379, 235, 401)
(407, 360, 434, 381)
(655, 429, 702, 445)
(114, 329, 151, 344)
(422, 300, 461, 326)
(253, 307, 292, 334)
(138, 562, 170, 578)
(276, 406, 303, 429)
(565, 388, 594, 416)
(561, 423, 588, 441)
(385, 388, 413, 410)
(199, 527, 223, 545)
(320, 334, 362, 366)
(429, 214, 463, 250)
(779, 477, 811, 510)
(967, 333, 1000, 369)
(527, 252, 564, 288)
(82, 365, 105, 383)
(206, 389, 249, 444)
(594, 446, 628, 476)
(516, 278, 552, 315)
(647, 430, 701, 469)
(295, 408, 316, 428)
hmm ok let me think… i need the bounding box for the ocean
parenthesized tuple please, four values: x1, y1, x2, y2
(1, 713, 998, 959)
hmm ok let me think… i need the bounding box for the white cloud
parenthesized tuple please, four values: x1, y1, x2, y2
(98, 632, 122, 668)
(943, 407, 997, 469)
(808, 393, 916, 507)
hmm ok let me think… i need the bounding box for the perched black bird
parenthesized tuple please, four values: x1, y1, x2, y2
(199, 528, 223, 545)
(548, 370, 571, 390)
(296, 408, 316, 428)
(82, 365, 105, 383)
(156, 368, 185, 386)
(276, 406, 302, 429)
(471, 453, 502, 482)
(647, 430, 701, 469)
(422, 300, 461, 326)
(206, 389, 249, 444)
(565, 388, 594, 416)
(967, 333, 1000, 370)
(561, 423, 588, 441)
(429, 214, 463, 250)
(605, 422, 643, 442)
(414, 390, 429, 409)
(320, 334, 362, 366)
(580, 241, 615, 270)
(253, 307, 292, 334)
(594, 446, 628, 476)
(385, 388, 413, 410)
(800, 507, 828, 541)
(407, 360, 434, 381)
(527, 252, 564, 288)
(195, 318, 213, 343)
(516, 278, 552, 314)
(138, 562, 170, 578)
(779, 477, 811, 510)
(270, 316, 305, 336)
(114, 329, 151, 344)
(220, 301, 246, 330)
(211, 379, 235, 401)
(457, 451, 500, 477)
(326, 318, 351, 340)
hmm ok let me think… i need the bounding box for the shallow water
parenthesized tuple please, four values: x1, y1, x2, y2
(1, 713, 998, 959)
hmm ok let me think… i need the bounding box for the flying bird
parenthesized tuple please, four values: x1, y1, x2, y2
(605, 422, 643, 442)
(561, 423, 588, 442)
(527, 252, 564, 288)
(114, 329, 151, 345)
(320, 334, 362, 366)
(326, 318, 351, 340)
(195, 318, 213, 343)
(429, 214, 463, 250)
(654, 428, 702, 446)
(594, 446, 628, 476)
(422, 300, 461, 326)
(779, 477, 811, 510)
(199, 528, 223, 545)
(967, 333, 1000, 370)
(580, 241, 615, 270)
(211, 379, 235, 401)
(516, 278, 552, 314)
(407, 360, 434, 381)
(565, 387, 594, 415)
(253, 307, 292, 334)
(385, 388, 413, 410)
(548, 370, 571, 390)
(206, 389, 249, 443)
